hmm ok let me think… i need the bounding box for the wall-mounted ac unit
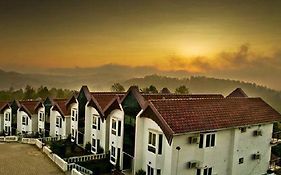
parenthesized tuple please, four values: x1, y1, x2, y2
(188, 136, 199, 144)
(186, 161, 200, 169)
(253, 130, 262, 136)
(252, 153, 261, 160)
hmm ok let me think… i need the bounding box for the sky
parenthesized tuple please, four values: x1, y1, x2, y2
(0, 0, 281, 89)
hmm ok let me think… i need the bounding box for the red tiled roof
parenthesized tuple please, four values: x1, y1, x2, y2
(53, 99, 69, 116)
(227, 88, 248, 98)
(147, 98, 281, 134)
(19, 100, 41, 115)
(142, 94, 224, 100)
(91, 92, 125, 110)
(0, 101, 8, 109)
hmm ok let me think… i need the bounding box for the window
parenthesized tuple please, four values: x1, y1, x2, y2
(206, 133, 215, 147)
(22, 116, 28, 125)
(203, 168, 212, 175)
(148, 132, 156, 153)
(199, 133, 216, 148)
(72, 109, 77, 121)
(112, 119, 117, 135)
(158, 134, 163, 154)
(147, 165, 154, 175)
(5, 126, 10, 134)
(39, 112, 44, 121)
(92, 116, 97, 129)
(92, 139, 96, 152)
(71, 129, 75, 140)
(239, 158, 244, 164)
(117, 120, 121, 136)
(5, 113, 10, 121)
(56, 116, 62, 128)
(111, 146, 116, 162)
(156, 169, 161, 175)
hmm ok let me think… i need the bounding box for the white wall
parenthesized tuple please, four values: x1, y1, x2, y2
(108, 109, 124, 166)
(70, 102, 78, 143)
(17, 110, 32, 134)
(84, 104, 106, 154)
(3, 108, 12, 135)
(170, 124, 273, 175)
(50, 108, 67, 137)
(38, 107, 45, 133)
(134, 117, 172, 175)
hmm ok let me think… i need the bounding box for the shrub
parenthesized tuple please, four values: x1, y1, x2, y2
(85, 142, 92, 153)
(135, 169, 146, 175)
(97, 146, 104, 154)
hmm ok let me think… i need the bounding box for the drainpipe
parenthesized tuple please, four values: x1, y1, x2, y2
(176, 146, 181, 175)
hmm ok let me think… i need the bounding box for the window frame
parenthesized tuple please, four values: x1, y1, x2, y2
(39, 111, 45, 122)
(148, 131, 157, 154)
(111, 146, 116, 162)
(5, 112, 10, 121)
(56, 116, 62, 128)
(199, 133, 216, 148)
(92, 115, 97, 129)
(147, 165, 154, 175)
(111, 119, 117, 135)
(22, 115, 28, 125)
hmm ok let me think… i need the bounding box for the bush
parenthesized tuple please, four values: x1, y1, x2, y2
(50, 140, 66, 157)
(97, 146, 104, 154)
(85, 142, 92, 153)
(135, 169, 146, 175)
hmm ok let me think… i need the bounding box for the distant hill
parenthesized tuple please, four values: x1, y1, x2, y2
(0, 67, 280, 112)
(124, 75, 281, 112)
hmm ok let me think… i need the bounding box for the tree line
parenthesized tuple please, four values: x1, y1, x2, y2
(0, 85, 74, 101)
(111, 83, 189, 94)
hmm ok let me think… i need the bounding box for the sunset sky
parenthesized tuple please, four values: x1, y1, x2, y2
(0, 0, 281, 88)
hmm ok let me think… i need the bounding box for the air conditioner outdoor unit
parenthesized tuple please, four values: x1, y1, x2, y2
(253, 130, 262, 136)
(188, 136, 199, 144)
(252, 153, 261, 160)
(186, 161, 199, 169)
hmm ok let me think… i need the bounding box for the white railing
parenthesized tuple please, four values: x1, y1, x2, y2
(71, 169, 84, 175)
(21, 138, 36, 144)
(65, 153, 107, 163)
(53, 154, 68, 171)
(43, 146, 53, 160)
(43, 136, 67, 142)
(0, 136, 18, 142)
(68, 163, 93, 175)
(35, 139, 43, 149)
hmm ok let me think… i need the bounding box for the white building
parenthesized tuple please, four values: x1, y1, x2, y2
(17, 100, 39, 136)
(104, 87, 281, 175)
(0, 102, 12, 135)
(66, 86, 125, 154)
(49, 99, 71, 138)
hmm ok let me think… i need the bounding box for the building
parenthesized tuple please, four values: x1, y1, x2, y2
(49, 98, 71, 138)
(66, 86, 125, 154)
(0, 102, 12, 135)
(16, 100, 40, 136)
(104, 87, 281, 175)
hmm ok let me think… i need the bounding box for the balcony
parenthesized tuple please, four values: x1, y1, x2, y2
(271, 131, 281, 146)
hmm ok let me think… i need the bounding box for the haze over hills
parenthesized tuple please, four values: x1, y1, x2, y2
(0, 64, 280, 112)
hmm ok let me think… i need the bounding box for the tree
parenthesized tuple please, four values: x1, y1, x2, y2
(111, 83, 125, 92)
(37, 86, 50, 99)
(142, 85, 158, 93)
(175, 85, 189, 94)
(24, 85, 36, 99)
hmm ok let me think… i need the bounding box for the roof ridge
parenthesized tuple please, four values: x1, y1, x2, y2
(148, 97, 261, 102)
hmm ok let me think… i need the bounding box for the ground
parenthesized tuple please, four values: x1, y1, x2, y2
(0, 143, 65, 175)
